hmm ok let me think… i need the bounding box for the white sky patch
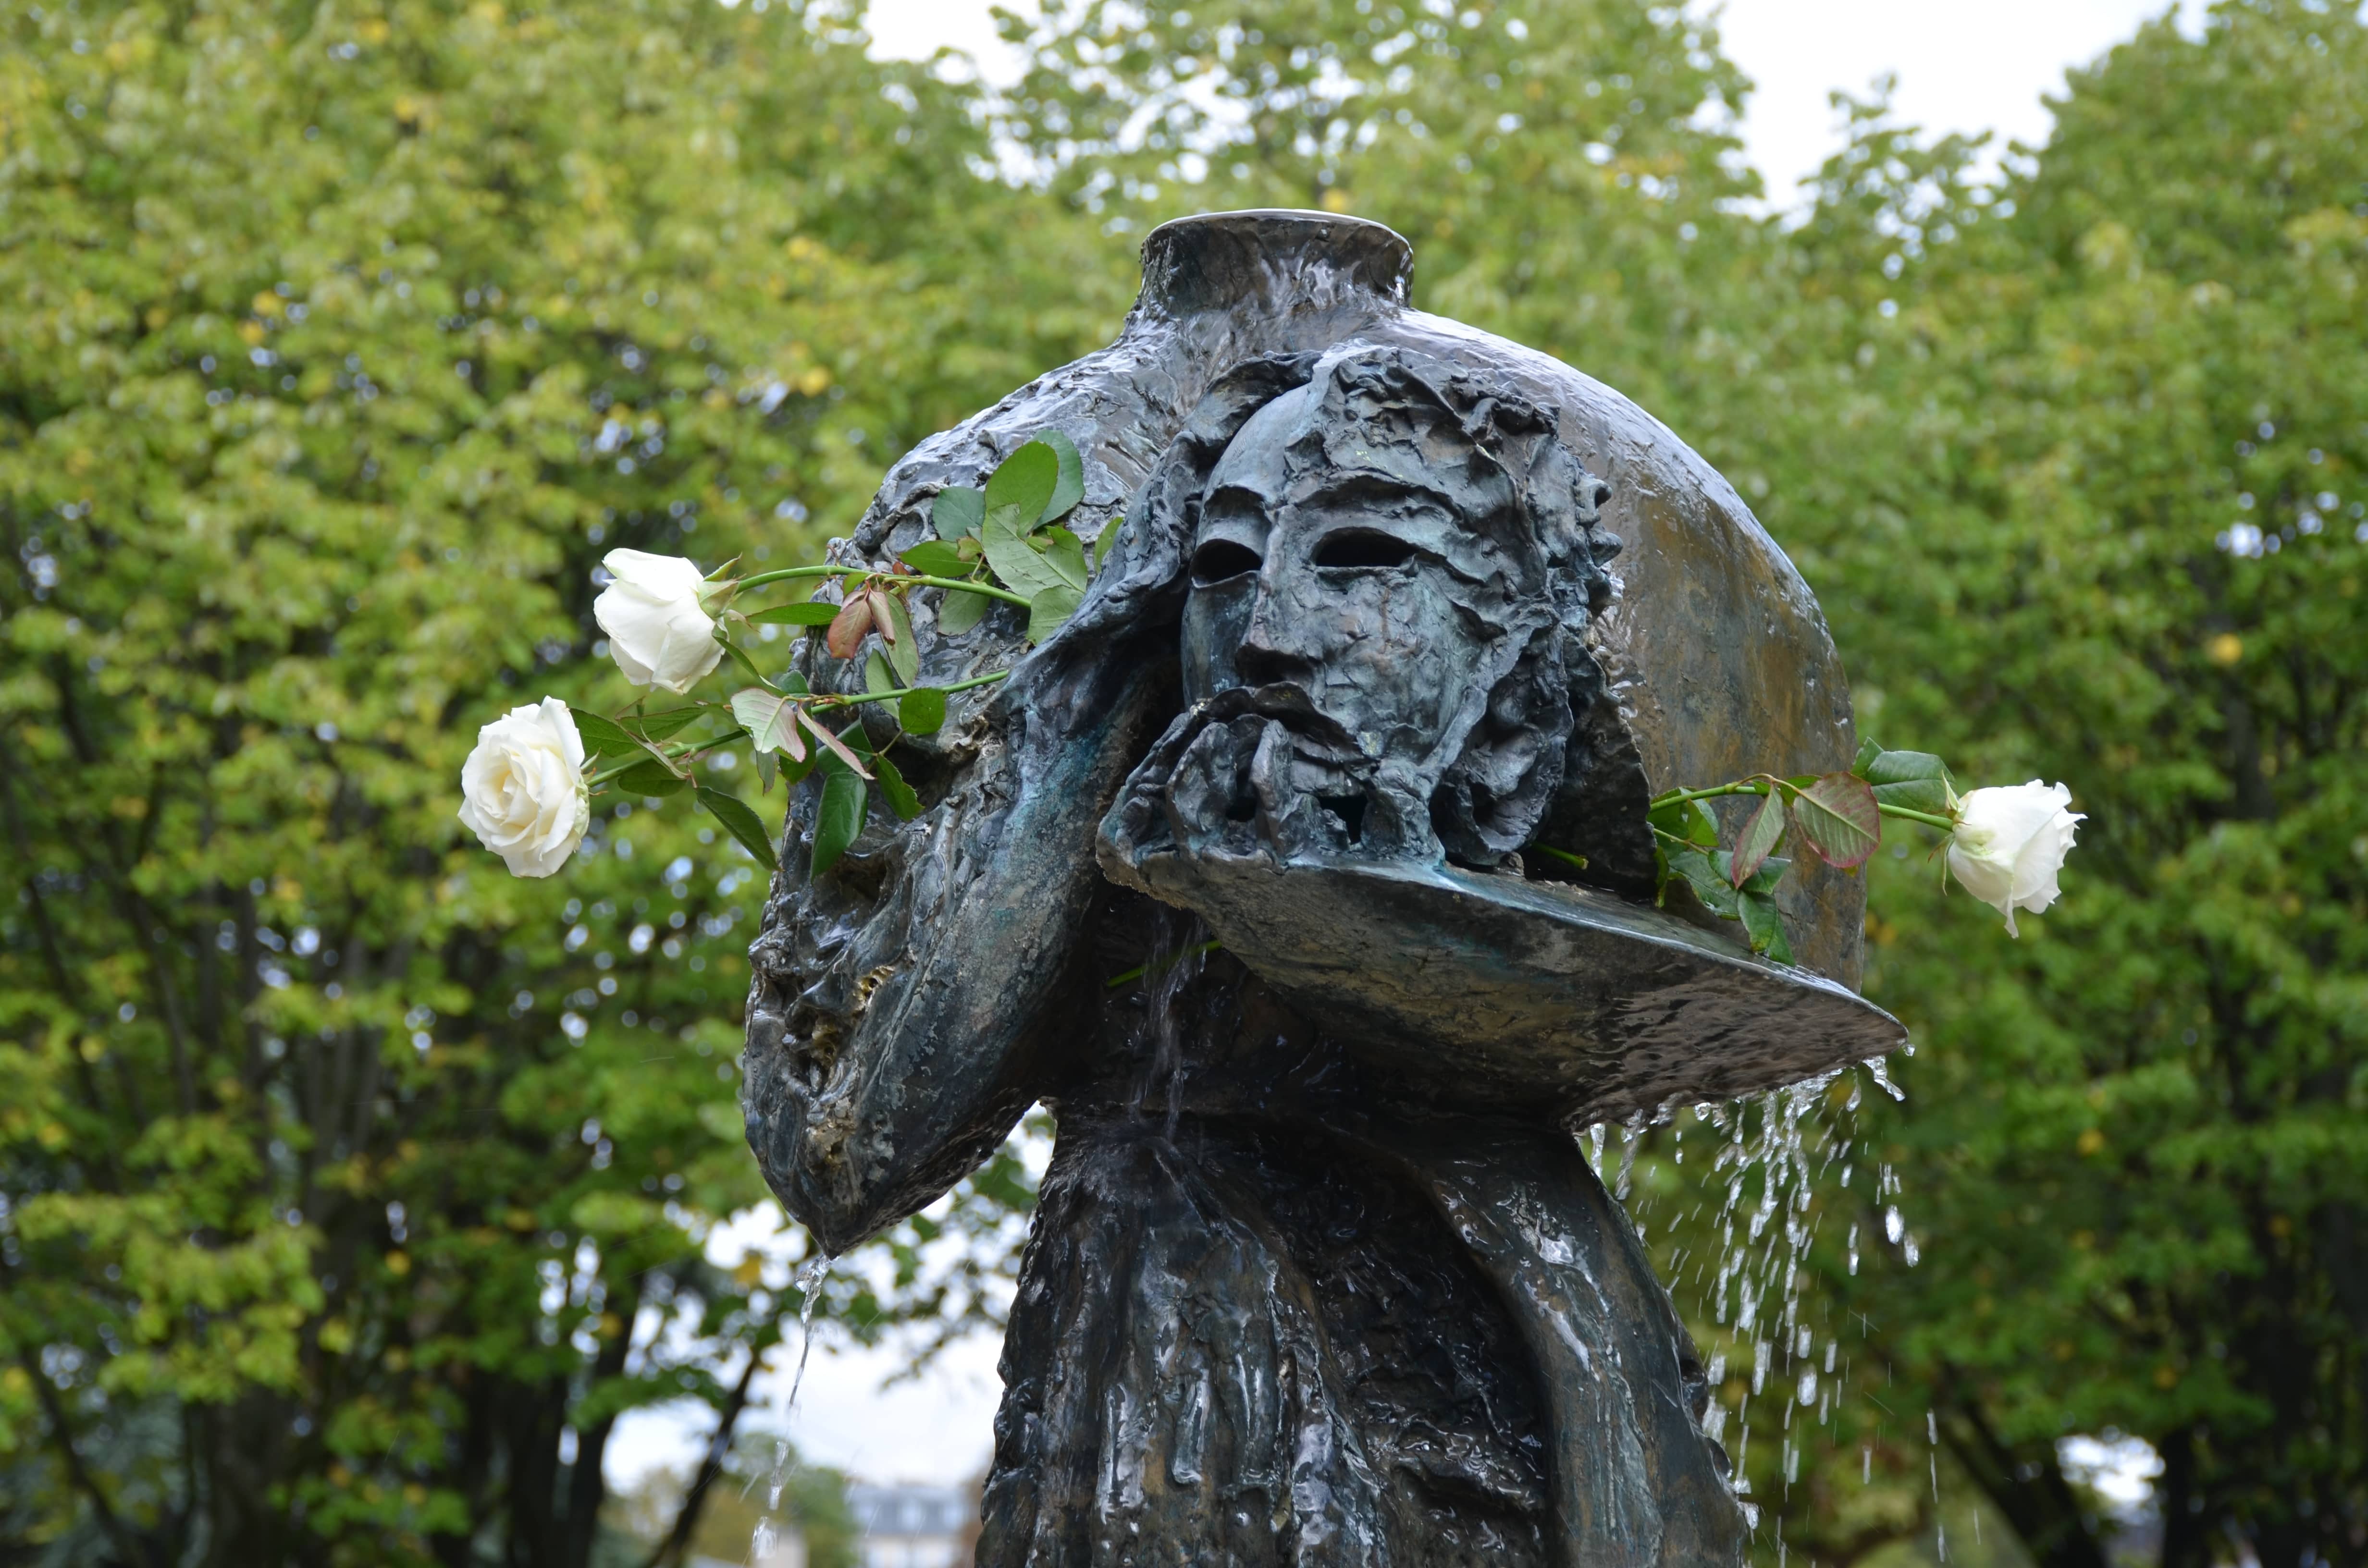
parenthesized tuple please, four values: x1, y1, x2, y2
(856, 0, 2219, 210)
(2059, 1433, 2165, 1519)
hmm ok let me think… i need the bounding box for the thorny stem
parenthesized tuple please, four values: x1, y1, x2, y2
(735, 563, 1032, 607)
(1651, 780, 1780, 808)
(1650, 778, 1959, 833)
(586, 730, 746, 791)
(580, 671, 1017, 788)
(817, 668, 1013, 711)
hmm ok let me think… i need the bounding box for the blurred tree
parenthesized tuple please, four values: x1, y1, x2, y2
(604, 1434, 856, 1568)
(1626, 4, 2368, 1564)
(0, 0, 1096, 1562)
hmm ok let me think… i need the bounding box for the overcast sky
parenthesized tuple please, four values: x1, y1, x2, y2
(862, 0, 2212, 208)
(608, 0, 2217, 1502)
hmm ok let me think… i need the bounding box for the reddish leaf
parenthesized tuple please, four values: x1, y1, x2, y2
(824, 595, 873, 660)
(796, 710, 872, 780)
(1787, 772, 1882, 869)
(1730, 789, 1788, 887)
(866, 586, 899, 644)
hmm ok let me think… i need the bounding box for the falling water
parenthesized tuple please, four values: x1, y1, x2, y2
(1126, 908, 1209, 1141)
(1597, 1050, 1929, 1546)
(748, 1252, 833, 1568)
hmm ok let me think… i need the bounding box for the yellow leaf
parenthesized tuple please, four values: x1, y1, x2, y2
(384, 1249, 411, 1276)
(2206, 632, 2243, 665)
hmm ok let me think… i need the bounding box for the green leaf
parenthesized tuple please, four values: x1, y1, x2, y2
(898, 540, 971, 577)
(635, 707, 705, 741)
(1738, 853, 1792, 898)
(1853, 734, 1884, 775)
(614, 759, 687, 797)
(1038, 428, 1085, 524)
(864, 649, 895, 695)
(1862, 748, 1958, 817)
(980, 502, 1065, 601)
(1730, 789, 1787, 887)
(1788, 772, 1882, 869)
(729, 688, 807, 759)
(983, 440, 1059, 527)
(746, 600, 841, 626)
(752, 746, 777, 792)
(931, 485, 986, 540)
(1737, 889, 1794, 963)
(1036, 525, 1089, 591)
(570, 707, 642, 760)
(871, 752, 922, 821)
(1648, 796, 1721, 850)
(879, 594, 919, 686)
(1665, 844, 1739, 919)
(1026, 583, 1084, 644)
(695, 785, 777, 871)
(810, 772, 867, 875)
(899, 686, 948, 735)
(935, 587, 991, 635)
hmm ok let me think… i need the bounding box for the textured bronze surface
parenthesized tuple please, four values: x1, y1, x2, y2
(741, 210, 1902, 1564)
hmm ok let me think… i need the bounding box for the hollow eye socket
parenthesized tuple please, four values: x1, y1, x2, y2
(1312, 529, 1418, 570)
(1190, 539, 1262, 586)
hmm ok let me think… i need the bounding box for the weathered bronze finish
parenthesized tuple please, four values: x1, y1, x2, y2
(741, 210, 1903, 1564)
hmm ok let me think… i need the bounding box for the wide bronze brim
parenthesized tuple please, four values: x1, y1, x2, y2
(1151, 855, 1907, 1123)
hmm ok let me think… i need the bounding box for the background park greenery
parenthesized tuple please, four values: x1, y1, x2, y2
(0, 0, 2360, 1562)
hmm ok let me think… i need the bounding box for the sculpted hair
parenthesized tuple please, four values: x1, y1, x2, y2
(1047, 344, 1653, 884)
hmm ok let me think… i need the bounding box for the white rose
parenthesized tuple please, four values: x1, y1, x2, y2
(593, 549, 726, 694)
(1946, 780, 2084, 936)
(457, 697, 590, 878)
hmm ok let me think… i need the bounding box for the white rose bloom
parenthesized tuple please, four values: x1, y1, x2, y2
(1946, 780, 2084, 936)
(593, 549, 725, 694)
(457, 698, 590, 878)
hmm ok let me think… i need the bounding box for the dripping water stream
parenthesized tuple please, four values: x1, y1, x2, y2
(747, 1252, 833, 1566)
(1590, 1050, 1929, 1553)
(1126, 908, 1209, 1142)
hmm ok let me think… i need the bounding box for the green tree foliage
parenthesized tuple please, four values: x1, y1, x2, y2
(4, 0, 2363, 1562)
(0, 0, 1073, 1561)
(1613, 6, 2368, 1564)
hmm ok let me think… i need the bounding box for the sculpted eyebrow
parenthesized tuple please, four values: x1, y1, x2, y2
(1299, 473, 1457, 516)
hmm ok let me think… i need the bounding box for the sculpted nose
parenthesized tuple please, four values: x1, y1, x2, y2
(1234, 571, 1307, 685)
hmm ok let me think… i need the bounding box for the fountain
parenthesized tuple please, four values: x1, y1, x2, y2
(740, 210, 1904, 1565)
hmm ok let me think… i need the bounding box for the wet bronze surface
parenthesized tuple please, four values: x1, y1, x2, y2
(741, 210, 1901, 1564)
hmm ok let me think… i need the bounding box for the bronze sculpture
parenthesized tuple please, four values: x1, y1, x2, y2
(741, 210, 1903, 1563)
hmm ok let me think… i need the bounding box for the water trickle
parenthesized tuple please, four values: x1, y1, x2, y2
(749, 1252, 833, 1567)
(1601, 1056, 1931, 1536)
(1126, 908, 1209, 1141)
